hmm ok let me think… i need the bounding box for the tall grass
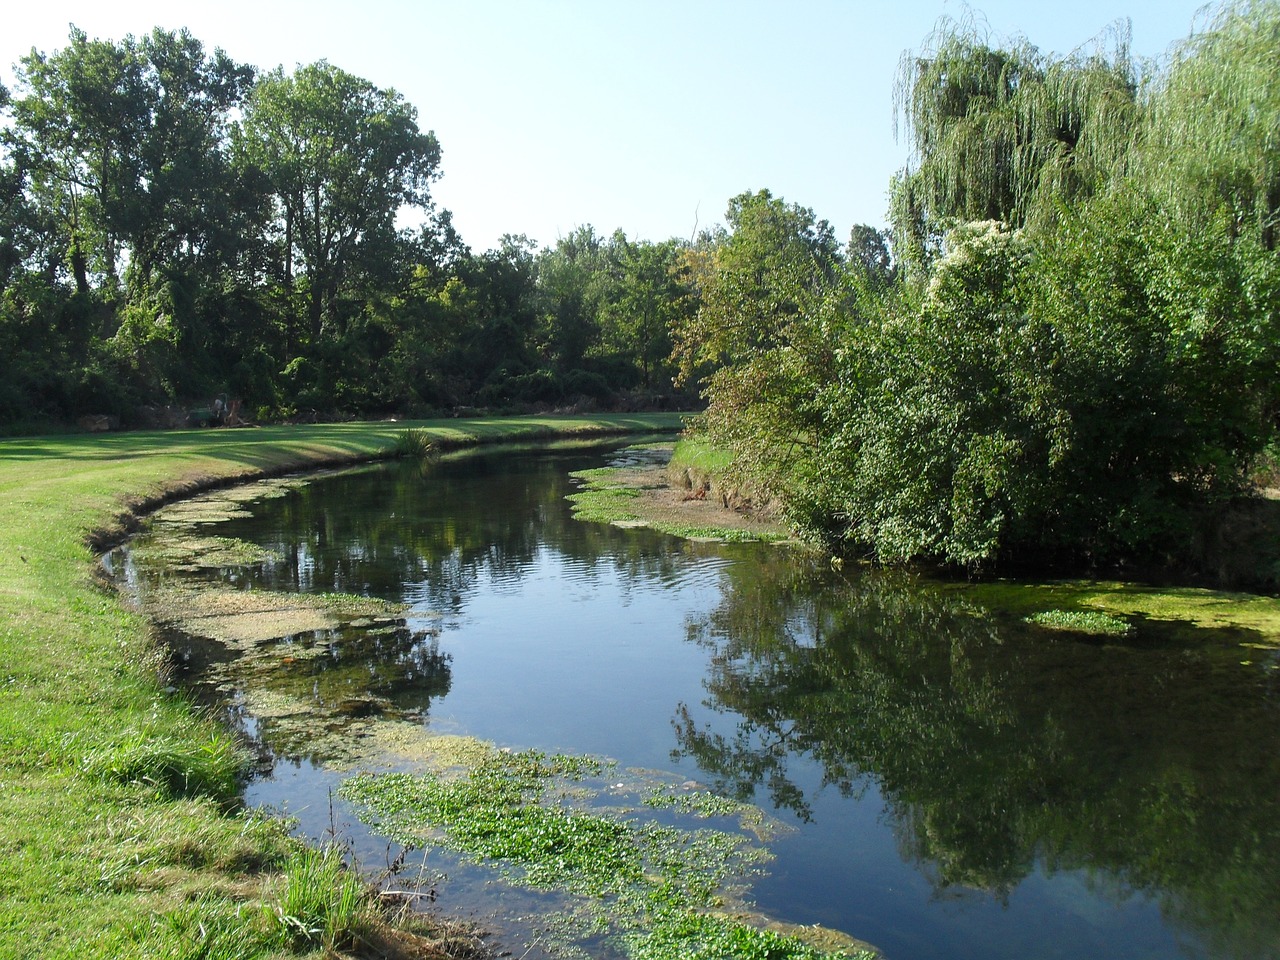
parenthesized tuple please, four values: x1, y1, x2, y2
(391, 427, 434, 459)
(270, 846, 371, 951)
(87, 730, 247, 803)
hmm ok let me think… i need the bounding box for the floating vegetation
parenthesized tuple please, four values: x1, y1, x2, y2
(958, 579, 1280, 648)
(1025, 609, 1134, 637)
(644, 786, 750, 819)
(150, 584, 347, 646)
(341, 749, 872, 959)
(132, 534, 281, 572)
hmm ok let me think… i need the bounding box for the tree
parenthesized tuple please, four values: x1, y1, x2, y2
(1140, 0, 1280, 250)
(671, 189, 841, 380)
(536, 225, 605, 375)
(238, 61, 442, 353)
(891, 16, 1138, 275)
(125, 28, 256, 290)
(452, 235, 543, 402)
(597, 232, 682, 389)
(6, 27, 153, 293)
(847, 223, 896, 287)
(674, 190, 845, 513)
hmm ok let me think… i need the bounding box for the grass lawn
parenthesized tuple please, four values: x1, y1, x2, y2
(0, 414, 684, 960)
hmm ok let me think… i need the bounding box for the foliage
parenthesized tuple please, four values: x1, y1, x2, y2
(890, 14, 1139, 274)
(626, 911, 865, 960)
(391, 427, 434, 459)
(682, 1, 1280, 577)
(1141, 0, 1280, 249)
(0, 27, 693, 426)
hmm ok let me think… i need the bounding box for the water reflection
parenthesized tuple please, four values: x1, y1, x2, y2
(675, 550, 1280, 958)
(126, 446, 1280, 960)
(217, 449, 691, 610)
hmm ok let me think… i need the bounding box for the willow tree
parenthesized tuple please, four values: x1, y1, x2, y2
(1140, 0, 1280, 249)
(891, 16, 1140, 273)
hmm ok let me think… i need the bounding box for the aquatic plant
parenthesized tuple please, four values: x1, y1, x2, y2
(341, 749, 869, 958)
(391, 427, 435, 459)
(1025, 609, 1133, 636)
(626, 910, 857, 960)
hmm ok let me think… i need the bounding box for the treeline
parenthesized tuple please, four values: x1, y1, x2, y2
(680, 0, 1280, 575)
(3, 1, 1278, 576)
(0, 28, 714, 425)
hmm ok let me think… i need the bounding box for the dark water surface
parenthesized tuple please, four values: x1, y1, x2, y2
(142, 444, 1280, 960)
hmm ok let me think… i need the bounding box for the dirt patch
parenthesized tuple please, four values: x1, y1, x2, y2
(574, 447, 791, 541)
(632, 474, 788, 539)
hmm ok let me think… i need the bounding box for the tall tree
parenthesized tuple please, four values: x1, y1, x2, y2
(6, 27, 153, 293)
(536, 225, 605, 374)
(671, 189, 840, 381)
(1140, 0, 1280, 249)
(125, 28, 256, 289)
(598, 232, 681, 389)
(238, 61, 442, 352)
(847, 223, 896, 287)
(891, 17, 1138, 274)
(674, 190, 844, 512)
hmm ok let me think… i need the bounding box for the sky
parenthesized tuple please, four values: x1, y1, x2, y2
(2, 0, 1215, 253)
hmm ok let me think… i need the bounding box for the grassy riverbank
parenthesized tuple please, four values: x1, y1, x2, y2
(0, 414, 683, 960)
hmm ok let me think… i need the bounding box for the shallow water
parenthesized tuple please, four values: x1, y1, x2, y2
(125, 443, 1280, 960)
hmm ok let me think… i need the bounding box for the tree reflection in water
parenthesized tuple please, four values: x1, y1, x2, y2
(673, 551, 1280, 958)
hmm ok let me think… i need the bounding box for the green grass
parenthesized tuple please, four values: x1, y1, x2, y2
(668, 436, 733, 479)
(269, 847, 371, 952)
(0, 413, 683, 959)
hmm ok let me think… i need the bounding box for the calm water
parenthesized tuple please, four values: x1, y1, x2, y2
(135, 444, 1280, 960)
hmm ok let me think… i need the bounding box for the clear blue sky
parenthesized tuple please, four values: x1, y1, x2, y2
(3, 0, 1214, 253)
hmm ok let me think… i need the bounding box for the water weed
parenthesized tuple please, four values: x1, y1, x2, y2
(341, 749, 864, 958)
(1025, 609, 1134, 637)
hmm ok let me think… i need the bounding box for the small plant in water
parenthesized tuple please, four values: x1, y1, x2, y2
(1025, 609, 1133, 637)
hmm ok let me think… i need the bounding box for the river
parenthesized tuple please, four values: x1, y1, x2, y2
(114, 440, 1280, 960)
